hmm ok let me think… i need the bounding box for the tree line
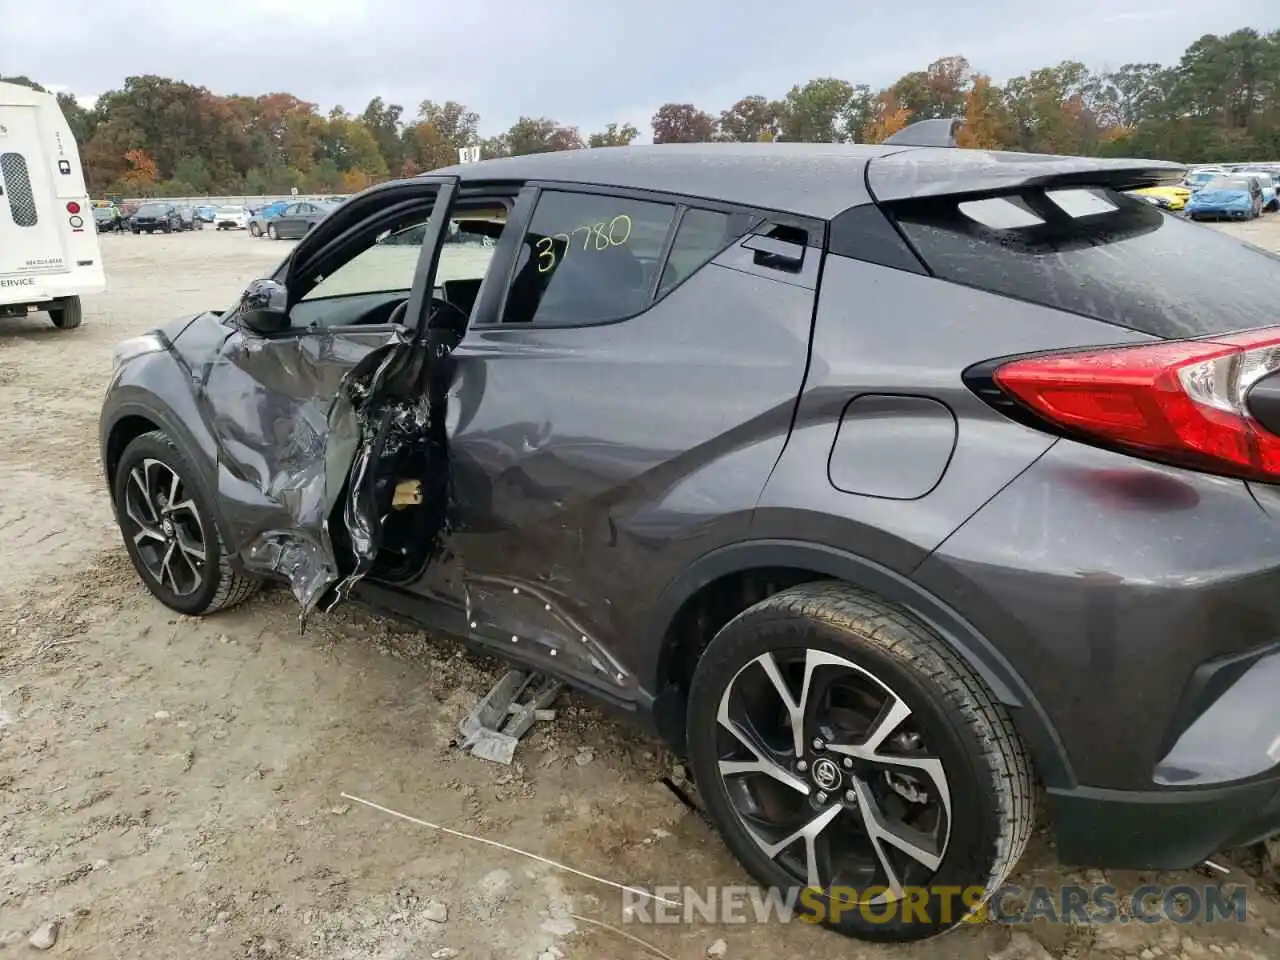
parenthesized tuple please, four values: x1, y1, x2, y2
(3, 26, 1277, 198)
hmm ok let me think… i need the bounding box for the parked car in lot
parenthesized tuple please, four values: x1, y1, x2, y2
(175, 205, 203, 231)
(264, 200, 338, 239)
(1234, 169, 1280, 211)
(247, 200, 291, 237)
(130, 202, 183, 233)
(93, 205, 125, 232)
(1185, 175, 1264, 219)
(196, 204, 217, 223)
(214, 205, 249, 230)
(1131, 184, 1190, 209)
(99, 131, 1280, 943)
(1184, 167, 1226, 192)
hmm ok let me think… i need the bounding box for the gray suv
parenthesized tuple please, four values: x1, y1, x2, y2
(99, 123, 1280, 941)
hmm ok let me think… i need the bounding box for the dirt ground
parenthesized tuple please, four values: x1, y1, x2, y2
(4, 219, 1280, 960)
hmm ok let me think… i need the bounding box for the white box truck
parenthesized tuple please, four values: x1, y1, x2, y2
(0, 81, 105, 330)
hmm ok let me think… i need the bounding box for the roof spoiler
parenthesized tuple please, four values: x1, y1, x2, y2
(881, 118, 963, 148)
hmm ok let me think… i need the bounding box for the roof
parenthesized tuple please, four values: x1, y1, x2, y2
(428, 142, 1187, 220)
(433, 143, 902, 218)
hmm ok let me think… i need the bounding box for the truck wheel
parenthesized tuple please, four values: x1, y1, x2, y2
(49, 296, 83, 330)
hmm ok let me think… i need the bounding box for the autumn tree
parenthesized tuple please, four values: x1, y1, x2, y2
(955, 76, 1014, 149)
(718, 96, 783, 142)
(118, 149, 158, 193)
(861, 91, 912, 144)
(588, 122, 639, 147)
(891, 56, 971, 121)
(1003, 61, 1102, 154)
(651, 103, 717, 143)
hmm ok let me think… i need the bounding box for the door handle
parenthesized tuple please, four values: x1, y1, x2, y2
(741, 234, 805, 272)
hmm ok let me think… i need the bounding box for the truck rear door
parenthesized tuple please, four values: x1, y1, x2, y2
(0, 104, 66, 280)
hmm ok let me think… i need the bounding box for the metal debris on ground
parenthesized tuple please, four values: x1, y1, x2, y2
(457, 669, 564, 765)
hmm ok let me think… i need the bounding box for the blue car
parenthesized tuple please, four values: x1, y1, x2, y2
(195, 204, 217, 223)
(1185, 176, 1263, 221)
(1234, 170, 1280, 211)
(247, 200, 292, 238)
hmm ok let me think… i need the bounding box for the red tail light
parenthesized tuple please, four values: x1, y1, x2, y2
(65, 201, 81, 214)
(991, 327, 1280, 481)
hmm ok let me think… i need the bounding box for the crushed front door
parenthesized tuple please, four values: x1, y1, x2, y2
(198, 177, 459, 620)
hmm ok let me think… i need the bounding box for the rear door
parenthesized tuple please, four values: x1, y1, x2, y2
(417, 186, 822, 700)
(0, 104, 64, 279)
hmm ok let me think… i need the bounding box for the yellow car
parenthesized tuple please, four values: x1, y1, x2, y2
(1132, 186, 1191, 210)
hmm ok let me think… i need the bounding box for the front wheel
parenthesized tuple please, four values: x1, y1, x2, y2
(113, 431, 260, 616)
(685, 582, 1034, 943)
(49, 295, 82, 330)
(249, 222, 261, 237)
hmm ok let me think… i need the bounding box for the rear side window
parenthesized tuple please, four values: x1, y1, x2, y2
(501, 191, 675, 326)
(657, 207, 758, 296)
(1, 153, 38, 227)
(894, 187, 1280, 339)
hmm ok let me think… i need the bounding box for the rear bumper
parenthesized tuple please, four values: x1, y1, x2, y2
(914, 438, 1280, 868)
(1051, 778, 1280, 868)
(0, 270, 106, 306)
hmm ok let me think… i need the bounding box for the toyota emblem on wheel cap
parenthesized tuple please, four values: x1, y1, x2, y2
(812, 757, 842, 791)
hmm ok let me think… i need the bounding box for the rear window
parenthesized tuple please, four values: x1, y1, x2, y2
(893, 187, 1280, 339)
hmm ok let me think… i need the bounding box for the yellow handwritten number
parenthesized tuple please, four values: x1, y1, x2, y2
(607, 214, 632, 245)
(535, 236, 556, 273)
(535, 214, 634, 272)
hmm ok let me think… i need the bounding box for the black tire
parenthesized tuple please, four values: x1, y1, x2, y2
(49, 296, 82, 330)
(250, 222, 261, 237)
(113, 430, 260, 616)
(685, 581, 1034, 943)
(267, 223, 279, 240)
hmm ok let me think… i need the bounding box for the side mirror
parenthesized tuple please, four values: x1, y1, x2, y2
(239, 278, 291, 335)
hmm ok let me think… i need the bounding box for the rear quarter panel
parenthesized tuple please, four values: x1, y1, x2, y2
(754, 254, 1156, 567)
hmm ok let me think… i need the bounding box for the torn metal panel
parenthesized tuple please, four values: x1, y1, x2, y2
(196, 321, 430, 621)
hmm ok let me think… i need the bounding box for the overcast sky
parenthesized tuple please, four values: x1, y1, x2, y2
(3, 0, 1275, 139)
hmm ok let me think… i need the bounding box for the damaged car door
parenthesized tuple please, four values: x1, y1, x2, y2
(198, 177, 459, 617)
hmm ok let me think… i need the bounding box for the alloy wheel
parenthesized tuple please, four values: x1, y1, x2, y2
(119, 458, 207, 596)
(714, 648, 951, 903)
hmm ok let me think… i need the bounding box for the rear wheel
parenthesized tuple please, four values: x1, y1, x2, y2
(686, 582, 1034, 942)
(49, 296, 82, 330)
(113, 431, 260, 616)
(267, 223, 279, 240)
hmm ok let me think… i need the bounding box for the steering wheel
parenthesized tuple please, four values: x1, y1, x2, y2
(385, 296, 471, 339)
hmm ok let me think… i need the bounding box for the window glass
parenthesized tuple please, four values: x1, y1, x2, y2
(302, 212, 502, 303)
(658, 208, 756, 296)
(302, 214, 430, 302)
(895, 187, 1280, 340)
(501, 191, 675, 325)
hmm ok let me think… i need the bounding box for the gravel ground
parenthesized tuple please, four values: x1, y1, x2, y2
(3, 220, 1280, 959)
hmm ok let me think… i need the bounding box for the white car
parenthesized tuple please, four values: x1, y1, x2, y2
(214, 205, 249, 231)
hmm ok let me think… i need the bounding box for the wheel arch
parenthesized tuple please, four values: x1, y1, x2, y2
(643, 539, 1076, 789)
(102, 392, 237, 558)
